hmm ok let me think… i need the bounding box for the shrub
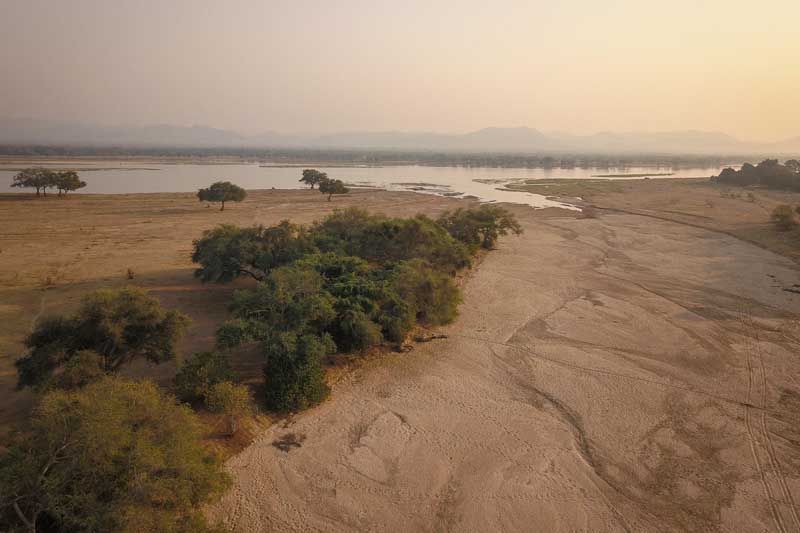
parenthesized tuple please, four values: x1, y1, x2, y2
(771, 205, 797, 230)
(174, 351, 233, 404)
(391, 260, 462, 325)
(205, 381, 253, 436)
(263, 332, 333, 411)
(437, 205, 523, 250)
(0, 377, 229, 532)
(16, 287, 189, 389)
(53, 350, 106, 390)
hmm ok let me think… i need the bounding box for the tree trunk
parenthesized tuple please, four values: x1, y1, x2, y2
(35, 187, 40, 196)
(327, 193, 332, 201)
(220, 201, 225, 211)
(12, 501, 36, 533)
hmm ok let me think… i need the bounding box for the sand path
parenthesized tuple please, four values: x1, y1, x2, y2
(208, 210, 800, 532)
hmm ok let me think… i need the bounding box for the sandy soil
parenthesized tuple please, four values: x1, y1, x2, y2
(207, 201, 800, 532)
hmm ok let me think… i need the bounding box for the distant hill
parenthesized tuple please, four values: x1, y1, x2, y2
(0, 118, 797, 155)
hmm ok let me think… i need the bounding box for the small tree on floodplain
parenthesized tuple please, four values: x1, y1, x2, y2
(318, 178, 349, 201)
(54, 171, 86, 195)
(204, 380, 253, 436)
(197, 181, 247, 211)
(10, 168, 54, 197)
(300, 169, 327, 189)
(771, 204, 797, 231)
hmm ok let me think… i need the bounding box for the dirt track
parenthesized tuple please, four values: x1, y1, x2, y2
(208, 208, 800, 532)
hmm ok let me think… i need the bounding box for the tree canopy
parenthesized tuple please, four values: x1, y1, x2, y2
(15, 287, 189, 389)
(0, 377, 230, 532)
(196, 206, 521, 410)
(299, 169, 327, 189)
(10, 168, 86, 197)
(713, 159, 800, 190)
(318, 177, 349, 201)
(197, 181, 247, 210)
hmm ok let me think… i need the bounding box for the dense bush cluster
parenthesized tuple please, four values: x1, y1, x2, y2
(194, 206, 521, 411)
(713, 159, 800, 190)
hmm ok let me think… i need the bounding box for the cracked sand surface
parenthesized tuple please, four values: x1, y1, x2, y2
(208, 210, 800, 532)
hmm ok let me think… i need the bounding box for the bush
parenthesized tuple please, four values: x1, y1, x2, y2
(437, 205, 523, 250)
(205, 381, 253, 436)
(53, 350, 106, 390)
(16, 287, 189, 389)
(391, 259, 462, 325)
(0, 377, 229, 532)
(174, 351, 233, 404)
(263, 332, 333, 411)
(771, 205, 797, 231)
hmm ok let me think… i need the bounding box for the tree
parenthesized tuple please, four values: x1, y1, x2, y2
(437, 205, 523, 250)
(205, 381, 253, 436)
(197, 181, 247, 211)
(318, 177, 349, 201)
(192, 221, 316, 283)
(0, 377, 230, 532)
(54, 171, 86, 195)
(15, 287, 189, 389)
(174, 351, 233, 404)
(262, 332, 333, 411)
(299, 169, 327, 189)
(786, 159, 800, 174)
(10, 168, 54, 197)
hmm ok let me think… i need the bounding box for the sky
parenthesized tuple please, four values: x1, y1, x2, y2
(1, 0, 798, 141)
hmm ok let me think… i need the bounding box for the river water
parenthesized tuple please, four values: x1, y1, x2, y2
(0, 161, 729, 208)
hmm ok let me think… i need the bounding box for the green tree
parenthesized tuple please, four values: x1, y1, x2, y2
(390, 259, 462, 325)
(0, 377, 229, 533)
(10, 168, 54, 197)
(192, 221, 316, 283)
(52, 350, 106, 390)
(54, 171, 87, 195)
(15, 287, 189, 389)
(786, 159, 800, 174)
(205, 381, 253, 436)
(174, 351, 233, 404)
(437, 205, 523, 250)
(197, 181, 247, 211)
(318, 177, 349, 201)
(299, 169, 327, 189)
(262, 332, 333, 411)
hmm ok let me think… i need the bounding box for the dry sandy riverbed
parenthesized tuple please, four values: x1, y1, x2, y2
(207, 198, 800, 531)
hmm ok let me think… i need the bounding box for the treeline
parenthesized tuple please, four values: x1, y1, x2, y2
(10, 168, 86, 196)
(0, 144, 742, 169)
(193, 206, 521, 410)
(713, 159, 800, 190)
(1, 205, 520, 531)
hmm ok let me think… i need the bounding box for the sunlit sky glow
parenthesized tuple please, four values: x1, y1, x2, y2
(1, 0, 798, 141)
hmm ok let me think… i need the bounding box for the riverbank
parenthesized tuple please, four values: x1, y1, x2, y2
(205, 182, 800, 531)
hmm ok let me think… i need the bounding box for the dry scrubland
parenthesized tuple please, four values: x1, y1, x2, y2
(3, 179, 800, 531)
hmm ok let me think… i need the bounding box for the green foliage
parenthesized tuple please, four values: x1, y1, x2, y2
(197, 181, 247, 210)
(9, 168, 86, 197)
(262, 332, 333, 411)
(312, 208, 471, 272)
(54, 171, 86, 195)
(15, 287, 189, 389)
(771, 204, 797, 231)
(174, 352, 233, 404)
(390, 259, 462, 325)
(205, 381, 253, 436)
(0, 377, 230, 532)
(318, 177, 349, 200)
(197, 206, 519, 412)
(192, 221, 315, 282)
(437, 204, 523, 250)
(299, 168, 327, 189)
(714, 159, 800, 190)
(52, 350, 106, 390)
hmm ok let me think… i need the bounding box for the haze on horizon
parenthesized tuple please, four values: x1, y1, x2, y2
(1, 0, 798, 143)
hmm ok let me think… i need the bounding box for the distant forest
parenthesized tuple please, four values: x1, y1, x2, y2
(713, 159, 800, 190)
(0, 144, 749, 170)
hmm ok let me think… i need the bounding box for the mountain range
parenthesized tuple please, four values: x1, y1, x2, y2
(1, 118, 798, 155)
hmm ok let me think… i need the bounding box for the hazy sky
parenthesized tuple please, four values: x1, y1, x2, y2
(1, 0, 798, 141)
